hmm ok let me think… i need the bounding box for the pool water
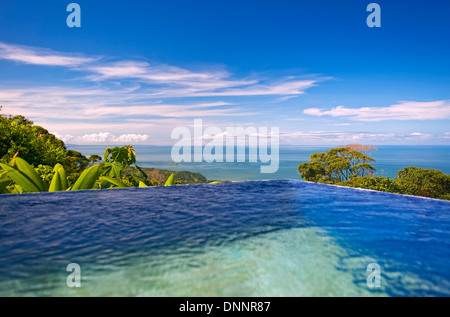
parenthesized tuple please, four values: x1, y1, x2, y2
(0, 180, 449, 296)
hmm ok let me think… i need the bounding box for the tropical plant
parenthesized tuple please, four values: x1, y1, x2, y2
(0, 152, 178, 194)
(0, 108, 97, 183)
(0, 157, 102, 194)
(164, 174, 175, 186)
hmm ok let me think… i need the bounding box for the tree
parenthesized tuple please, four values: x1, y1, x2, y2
(337, 176, 400, 193)
(395, 167, 450, 199)
(0, 108, 67, 166)
(298, 146, 376, 183)
(0, 107, 95, 182)
(298, 144, 449, 200)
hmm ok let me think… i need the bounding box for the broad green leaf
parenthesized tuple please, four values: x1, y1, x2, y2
(71, 165, 101, 191)
(108, 162, 123, 178)
(164, 174, 175, 186)
(99, 176, 127, 188)
(209, 181, 221, 184)
(0, 170, 9, 180)
(49, 168, 62, 192)
(57, 165, 69, 190)
(14, 157, 47, 192)
(49, 164, 68, 192)
(53, 164, 69, 190)
(0, 164, 41, 193)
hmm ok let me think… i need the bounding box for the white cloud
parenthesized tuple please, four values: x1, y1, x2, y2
(304, 100, 450, 121)
(279, 130, 440, 145)
(84, 61, 318, 98)
(0, 86, 254, 120)
(54, 132, 149, 144)
(0, 42, 94, 66)
(0, 42, 321, 98)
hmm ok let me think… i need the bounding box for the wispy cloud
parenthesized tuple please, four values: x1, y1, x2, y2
(0, 42, 94, 66)
(0, 86, 255, 120)
(279, 130, 443, 145)
(0, 42, 321, 99)
(304, 100, 450, 121)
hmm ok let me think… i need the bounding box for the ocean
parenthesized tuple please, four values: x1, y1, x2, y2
(68, 145, 450, 181)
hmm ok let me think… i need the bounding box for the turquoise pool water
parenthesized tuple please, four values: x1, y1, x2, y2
(0, 180, 449, 296)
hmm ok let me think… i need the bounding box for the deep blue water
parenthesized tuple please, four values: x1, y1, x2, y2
(0, 180, 449, 296)
(69, 145, 450, 181)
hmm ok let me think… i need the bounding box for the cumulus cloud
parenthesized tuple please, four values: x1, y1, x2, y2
(54, 132, 149, 144)
(304, 100, 450, 121)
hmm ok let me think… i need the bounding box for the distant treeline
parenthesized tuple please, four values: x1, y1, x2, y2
(298, 145, 450, 200)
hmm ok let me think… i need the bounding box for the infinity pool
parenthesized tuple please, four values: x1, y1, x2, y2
(0, 180, 449, 296)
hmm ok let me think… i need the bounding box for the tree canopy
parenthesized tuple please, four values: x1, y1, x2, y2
(0, 108, 67, 166)
(298, 147, 376, 183)
(299, 145, 450, 200)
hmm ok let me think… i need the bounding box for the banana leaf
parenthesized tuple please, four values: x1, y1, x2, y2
(0, 163, 42, 193)
(71, 165, 101, 191)
(14, 157, 47, 192)
(99, 176, 128, 188)
(164, 174, 175, 186)
(49, 164, 69, 192)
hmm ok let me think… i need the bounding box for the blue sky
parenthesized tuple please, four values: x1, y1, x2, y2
(0, 0, 449, 145)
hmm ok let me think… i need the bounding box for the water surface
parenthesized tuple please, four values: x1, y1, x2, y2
(0, 180, 449, 296)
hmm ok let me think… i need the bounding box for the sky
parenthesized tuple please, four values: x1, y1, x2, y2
(0, 0, 449, 145)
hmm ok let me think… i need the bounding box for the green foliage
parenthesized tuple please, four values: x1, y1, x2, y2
(128, 167, 208, 185)
(102, 145, 137, 179)
(337, 169, 450, 200)
(395, 167, 450, 199)
(99, 176, 128, 188)
(0, 152, 184, 194)
(0, 112, 210, 194)
(49, 164, 69, 192)
(0, 157, 102, 193)
(63, 150, 93, 183)
(0, 108, 98, 183)
(0, 157, 47, 193)
(34, 164, 55, 184)
(298, 147, 376, 183)
(300, 146, 450, 201)
(337, 176, 400, 193)
(71, 165, 102, 191)
(0, 110, 67, 167)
